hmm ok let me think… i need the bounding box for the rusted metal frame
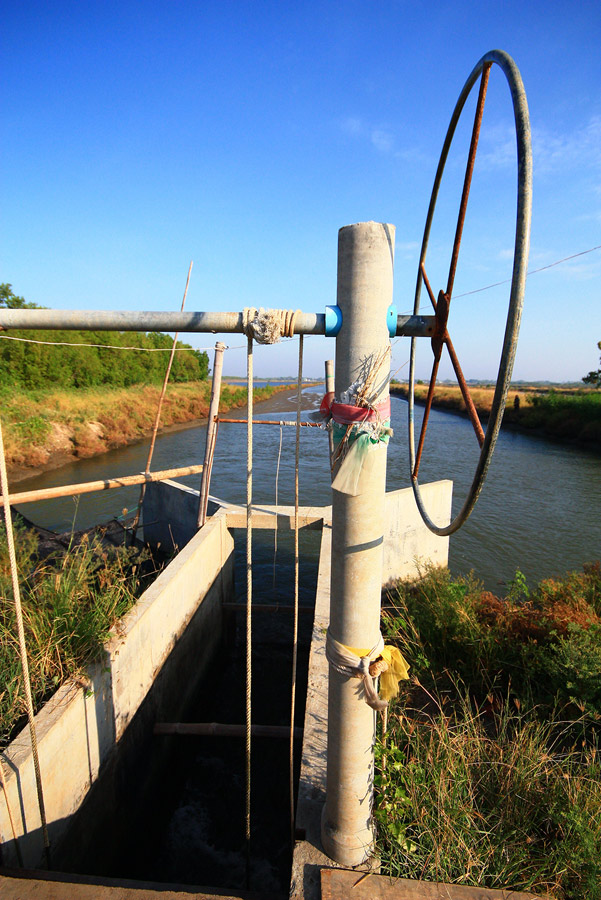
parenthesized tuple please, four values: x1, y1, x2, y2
(446, 63, 492, 300)
(420, 263, 485, 448)
(412, 344, 443, 479)
(154, 723, 303, 740)
(408, 49, 532, 537)
(3, 464, 204, 505)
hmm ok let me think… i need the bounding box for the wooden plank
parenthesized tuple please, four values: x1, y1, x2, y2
(225, 510, 324, 530)
(0, 870, 285, 900)
(321, 868, 541, 900)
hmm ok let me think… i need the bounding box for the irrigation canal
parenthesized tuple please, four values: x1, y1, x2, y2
(14, 384, 601, 594)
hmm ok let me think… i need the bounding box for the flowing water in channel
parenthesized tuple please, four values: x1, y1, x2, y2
(15, 385, 601, 593)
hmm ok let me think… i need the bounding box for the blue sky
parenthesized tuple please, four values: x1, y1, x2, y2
(2, 0, 600, 381)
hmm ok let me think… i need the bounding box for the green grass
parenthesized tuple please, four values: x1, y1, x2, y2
(0, 518, 160, 748)
(377, 564, 601, 898)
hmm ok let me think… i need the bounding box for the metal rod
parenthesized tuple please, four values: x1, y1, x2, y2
(0, 307, 435, 339)
(3, 464, 204, 505)
(198, 342, 227, 527)
(154, 723, 303, 739)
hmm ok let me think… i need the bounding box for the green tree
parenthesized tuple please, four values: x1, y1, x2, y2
(0, 283, 43, 309)
(582, 341, 601, 388)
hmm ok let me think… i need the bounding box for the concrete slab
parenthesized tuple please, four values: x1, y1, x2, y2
(321, 868, 540, 899)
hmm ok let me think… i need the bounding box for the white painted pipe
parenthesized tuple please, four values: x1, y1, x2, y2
(321, 222, 395, 866)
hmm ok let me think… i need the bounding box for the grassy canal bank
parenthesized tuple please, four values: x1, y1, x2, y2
(391, 382, 601, 451)
(377, 562, 601, 899)
(2, 381, 291, 482)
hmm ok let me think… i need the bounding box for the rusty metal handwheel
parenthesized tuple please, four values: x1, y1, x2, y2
(408, 49, 532, 536)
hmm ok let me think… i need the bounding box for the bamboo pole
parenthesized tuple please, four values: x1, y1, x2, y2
(197, 341, 227, 528)
(3, 464, 204, 506)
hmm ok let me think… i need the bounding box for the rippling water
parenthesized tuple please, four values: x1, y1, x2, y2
(15, 386, 601, 593)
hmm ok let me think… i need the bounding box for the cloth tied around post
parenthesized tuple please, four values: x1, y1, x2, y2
(325, 629, 410, 711)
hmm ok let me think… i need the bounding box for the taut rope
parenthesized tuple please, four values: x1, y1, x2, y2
(289, 334, 303, 845)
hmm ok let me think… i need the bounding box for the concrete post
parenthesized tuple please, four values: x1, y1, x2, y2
(321, 222, 395, 866)
(197, 341, 227, 527)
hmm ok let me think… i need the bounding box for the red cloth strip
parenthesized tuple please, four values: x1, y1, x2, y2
(328, 397, 391, 424)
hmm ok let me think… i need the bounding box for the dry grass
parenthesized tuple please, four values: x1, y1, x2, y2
(1, 382, 285, 473)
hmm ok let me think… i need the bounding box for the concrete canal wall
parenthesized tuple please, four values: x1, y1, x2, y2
(0, 511, 234, 869)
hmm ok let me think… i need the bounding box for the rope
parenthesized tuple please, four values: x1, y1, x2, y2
(0, 418, 51, 867)
(272, 423, 283, 598)
(0, 334, 213, 352)
(289, 334, 303, 845)
(242, 308, 300, 343)
(325, 630, 411, 712)
(131, 261, 193, 542)
(245, 332, 253, 887)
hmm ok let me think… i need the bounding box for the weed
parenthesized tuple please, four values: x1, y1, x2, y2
(0, 519, 159, 748)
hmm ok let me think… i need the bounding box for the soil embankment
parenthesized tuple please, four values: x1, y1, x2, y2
(4, 381, 295, 483)
(390, 383, 601, 451)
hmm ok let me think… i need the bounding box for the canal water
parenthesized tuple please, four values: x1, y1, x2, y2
(13, 385, 601, 594)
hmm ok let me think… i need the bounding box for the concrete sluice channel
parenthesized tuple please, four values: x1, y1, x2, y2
(90, 529, 318, 893)
(0, 477, 451, 898)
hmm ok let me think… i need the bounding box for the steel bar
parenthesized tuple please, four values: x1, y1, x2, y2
(3, 464, 204, 505)
(219, 418, 323, 427)
(0, 307, 436, 340)
(154, 723, 303, 740)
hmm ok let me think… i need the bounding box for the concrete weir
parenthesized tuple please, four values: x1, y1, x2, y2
(0, 477, 451, 896)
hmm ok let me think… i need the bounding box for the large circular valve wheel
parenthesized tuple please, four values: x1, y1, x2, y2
(409, 49, 532, 536)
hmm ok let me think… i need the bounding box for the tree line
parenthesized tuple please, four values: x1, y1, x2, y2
(0, 284, 209, 389)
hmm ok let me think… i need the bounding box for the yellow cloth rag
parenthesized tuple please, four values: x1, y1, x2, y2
(346, 644, 410, 703)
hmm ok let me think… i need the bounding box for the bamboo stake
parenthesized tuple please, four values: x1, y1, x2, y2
(197, 342, 227, 527)
(3, 464, 204, 505)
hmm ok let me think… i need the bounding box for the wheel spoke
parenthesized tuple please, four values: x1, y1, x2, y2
(445, 332, 485, 447)
(412, 348, 443, 479)
(446, 63, 492, 300)
(420, 262, 437, 311)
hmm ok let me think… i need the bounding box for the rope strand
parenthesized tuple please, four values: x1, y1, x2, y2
(245, 332, 253, 887)
(289, 335, 303, 845)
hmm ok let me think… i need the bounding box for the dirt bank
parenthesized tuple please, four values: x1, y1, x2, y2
(5, 382, 297, 485)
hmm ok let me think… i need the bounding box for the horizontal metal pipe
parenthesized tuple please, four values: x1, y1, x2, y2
(154, 722, 303, 739)
(0, 309, 326, 335)
(0, 308, 436, 338)
(4, 464, 204, 505)
(396, 314, 435, 337)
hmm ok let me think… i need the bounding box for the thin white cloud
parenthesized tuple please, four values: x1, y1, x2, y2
(371, 129, 394, 153)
